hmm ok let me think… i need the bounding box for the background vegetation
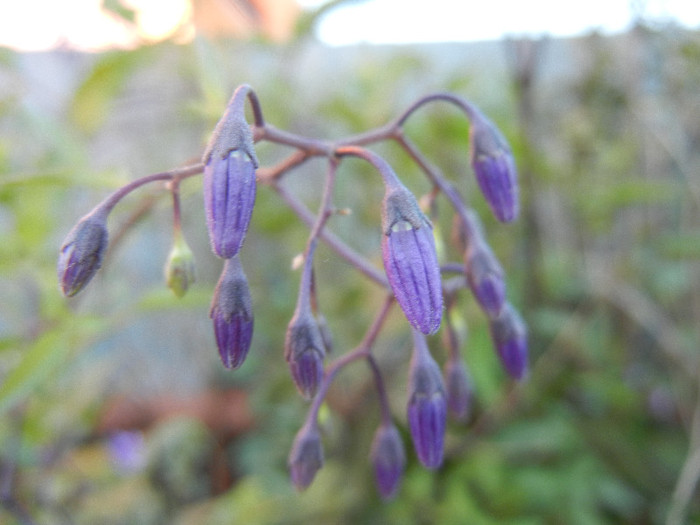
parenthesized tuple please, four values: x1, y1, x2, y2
(1, 19, 699, 525)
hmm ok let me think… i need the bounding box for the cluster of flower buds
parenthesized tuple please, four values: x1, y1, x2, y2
(57, 85, 528, 500)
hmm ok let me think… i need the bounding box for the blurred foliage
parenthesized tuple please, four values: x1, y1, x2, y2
(1, 22, 700, 525)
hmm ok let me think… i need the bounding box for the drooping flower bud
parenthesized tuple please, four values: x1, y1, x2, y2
(370, 422, 405, 500)
(407, 330, 447, 469)
(210, 255, 254, 370)
(381, 186, 443, 335)
(285, 312, 325, 400)
(202, 89, 259, 259)
(164, 233, 196, 298)
(464, 236, 506, 319)
(57, 210, 109, 297)
(444, 357, 473, 422)
(489, 302, 528, 380)
(288, 422, 324, 491)
(469, 109, 519, 223)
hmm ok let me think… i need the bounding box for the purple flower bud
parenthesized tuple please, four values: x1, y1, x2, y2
(285, 313, 326, 400)
(210, 256, 254, 369)
(381, 187, 443, 335)
(464, 238, 506, 319)
(203, 150, 257, 259)
(469, 110, 519, 223)
(370, 423, 405, 500)
(57, 211, 109, 297)
(288, 422, 324, 491)
(407, 331, 447, 469)
(489, 303, 528, 380)
(444, 357, 473, 422)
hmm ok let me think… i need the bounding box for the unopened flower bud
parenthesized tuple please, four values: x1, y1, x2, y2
(407, 331, 447, 469)
(444, 357, 473, 422)
(381, 186, 443, 335)
(202, 89, 258, 259)
(203, 150, 257, 259)
(316, 313, 334, 354)
(370, 423, 405, 500)
(288, 422, 324, 491)
(57, 210, 109, 297)
(164, 234, 195, 298)
(464, 237, 506, 319)
(489, 302, 528, 380)
(210, 256, 254, 369)
(285, 313, 325, 400)
(469, 110, 519, 223)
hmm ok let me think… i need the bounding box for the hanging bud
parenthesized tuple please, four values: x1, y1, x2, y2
(444, 357, 473, 422)
(464, 237, 506, 319)
(57, 209, 109, 297)
(381, 186, 443, 335)
(285, 312, 325, 400)
(210, 255, 254, 370)
(469, 109, 519, 223)
(164, 233, 195, 298)
(370, 422, 405, 500)
(288, 422, 324, 491)
(202, 88, 259, 259)
(407, 331, 447, 469)
(489, 302, 528, 380)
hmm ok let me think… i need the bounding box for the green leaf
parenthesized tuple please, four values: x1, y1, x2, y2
(0, 317, 104, 416)
(70, 50, 149, 134)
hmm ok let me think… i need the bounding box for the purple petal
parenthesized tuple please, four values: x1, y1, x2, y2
(210, 256, 254, 369)
(371, 423, 405, 500)
(469, 113, 519, 223)
(382, 222, 443, 335)
(57, 213, 108, 297)
(465, 241, 506, 319)
(489, 303, 528, 380)
(407, 333, 447, 469)
(288, 424, 324, 491)
(203, 150, 256, 259)
(444, 358, 473, 422)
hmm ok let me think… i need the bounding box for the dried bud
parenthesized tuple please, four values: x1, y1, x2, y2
(164, 234, 195, 298)
(370, 423, 405, 500)
(285, 313, 325, 400)
(288, 422, 324, 491)
(444, 357, 473, 422)
(407, 331, 447, 469)
(381, 187, 443, 335)
(464, 237, 506, 319)
(203, 150, 257, 259)
(469, 110, 519, 223)
(489, 302, 528, 380)
(210, 256, 254, 369)
(57, 211, 109, 297)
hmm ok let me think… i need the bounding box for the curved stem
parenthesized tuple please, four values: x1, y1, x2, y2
(306, 294, 395, 423)
(394, 92, 479, 128)
(96, 163, 203, 217)
(334, 145, 401, 189)
(273, 183, 388, 288)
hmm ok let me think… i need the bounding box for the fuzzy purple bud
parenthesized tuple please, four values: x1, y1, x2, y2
(288, 422, 324, 491)
(469, 110, 519, 223)
(370, 423, 405, 500)
(381, 187, 443, 335)
(57, 211, 109, 297)
(464, 238, 506, 319)
(203, 150, 256, 259)
(210, 256, 254, 369)
(285, 313, 325, 400)
(407, 331, 447, 469)
(489, 303, 528, 380)
(444, 357, 473, 422)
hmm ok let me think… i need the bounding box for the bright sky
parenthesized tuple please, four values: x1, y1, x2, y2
(0, 0, 698, 51)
